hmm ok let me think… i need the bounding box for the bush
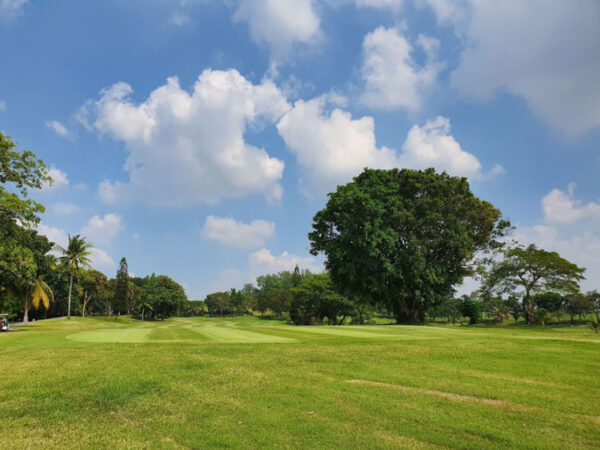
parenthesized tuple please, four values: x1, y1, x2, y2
(534, 308, 550, 326)
(460, 297, 481, 325)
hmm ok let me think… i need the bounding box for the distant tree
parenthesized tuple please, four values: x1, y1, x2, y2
(291, 264, 302, 287)
(484, 244, 585, 324)
(79, 269, 107, 317)
(564, 293, 591, 322)
(587, 290, 600, 330)
(504, 295, 521, 322)
(114, 257, 130, 314)
(143, 274, 187, 319)
(534, 292, 564, 313)
(309, 168, 509, 323)
(205, 292, 230, 316)
(460, 296, 481, 325)
(56, 234, 93, 319)
(290, 273, 353, 325)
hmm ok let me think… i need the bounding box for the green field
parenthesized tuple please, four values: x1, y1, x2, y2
(1, 317, 600, 449)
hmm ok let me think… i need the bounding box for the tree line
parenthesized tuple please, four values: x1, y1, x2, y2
(1, 131, 596, 330)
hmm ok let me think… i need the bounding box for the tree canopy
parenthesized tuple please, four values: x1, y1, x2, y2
(483, 244, 585, 324)
(309, 168, 509, 323)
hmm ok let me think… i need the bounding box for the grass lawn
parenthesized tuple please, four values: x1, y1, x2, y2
(1, 316, 599, 449)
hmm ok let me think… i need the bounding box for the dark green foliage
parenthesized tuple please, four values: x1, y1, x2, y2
(460, 297, 481, 324)
(142, 274, 187, 319)
(309, 168, 509, 323)
(113, 257, 129, 314)
(290, 273, 354, 325)
(533, 308, 550, 326)
(534, 292, 563, 313)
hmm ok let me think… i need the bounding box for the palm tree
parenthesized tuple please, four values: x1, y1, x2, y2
(55, 234, 93, 319)
(22, 278, 54, 325)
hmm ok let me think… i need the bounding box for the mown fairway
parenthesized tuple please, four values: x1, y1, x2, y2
(1, 317, 600, 449)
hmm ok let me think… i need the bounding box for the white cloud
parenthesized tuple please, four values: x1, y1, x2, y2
(89, 248, 115, 270)
(203, 215, 275, 249)
(399, 116, 483, 177)
(37, 220, 116, 272)
(80, 213, 124, 246)
(0, 100, 5, 112)
(360, 27, 440, 111)
(277, 96, 398, 195)
(37, 223, 69, 248)
(515, 184, 600, 292)
(42, 167, 69, 191)
(542, 183, 600, 225)
(233, 0, 321, 58)
(0, 0, 26, 19)
(450, 0, 600, 136)
(80, 69, 289, 206)
(249, 248, 320, 276)
(51, 202, 79, 216)
(46, 120, 69, 138)
(278, 96, 492, 195)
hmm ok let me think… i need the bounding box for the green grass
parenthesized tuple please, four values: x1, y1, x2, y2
(1, 316, 599, 449)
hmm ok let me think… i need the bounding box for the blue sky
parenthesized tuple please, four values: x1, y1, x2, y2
(1, 0, 599, 298)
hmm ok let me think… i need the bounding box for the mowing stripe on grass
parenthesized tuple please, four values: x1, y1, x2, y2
(288, 326, 409, 339)
(67, 328, 153, 343)
(188, 323, 298, 343)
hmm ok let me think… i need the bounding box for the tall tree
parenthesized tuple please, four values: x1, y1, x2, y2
(56, 234, 93, 319)
(484, 244, 585, 324)
(0, 131, 51, 284)
(309, 168, 509, 323)
(79, 269, 107, 317)
(114, 257, 129, 314)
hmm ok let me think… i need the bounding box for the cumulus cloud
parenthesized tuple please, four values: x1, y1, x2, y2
(46, 120, 69, 138)
(233, 0, 321, 58)
(360, 27, 440, 111)
(542, 183, 600, 225)
(450, 0, 600, 136)
(80, 213, 124, 246)
(277, 96, 494, 195)
(203, 215, 275, 249)
(277, 96, 398, 194)
(42, 167, 69, 191)
(79, 69, 289, 207)
(399, 116, 483, 177)
(37, 219, 117, 271)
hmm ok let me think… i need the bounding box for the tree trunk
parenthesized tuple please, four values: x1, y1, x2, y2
(523, 292, 534, 325)
(394, 298, 423, 324)
(82, 293, 88, 318)
(67, 271, 73, 319)
(23, 298, 29, 326)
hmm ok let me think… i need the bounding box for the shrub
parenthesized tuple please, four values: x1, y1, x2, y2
(534, 308, 550, 326)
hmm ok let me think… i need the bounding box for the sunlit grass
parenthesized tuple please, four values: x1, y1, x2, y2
(1, 316, 599, 448)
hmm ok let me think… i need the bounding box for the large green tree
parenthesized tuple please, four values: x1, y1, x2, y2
(309, 168, 509, 323)
(0, 132, 51, 284)
(56, 234, 93, 319)
(484, 244, 585, 324)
